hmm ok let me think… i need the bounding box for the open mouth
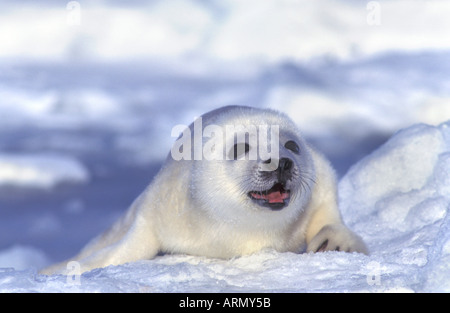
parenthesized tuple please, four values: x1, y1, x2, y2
(248, 183, 290, 210)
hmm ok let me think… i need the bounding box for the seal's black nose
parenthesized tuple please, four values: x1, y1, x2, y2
(278, 158, 293, 183)
(279, 158, 293, 171)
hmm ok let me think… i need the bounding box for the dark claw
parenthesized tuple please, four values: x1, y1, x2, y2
(335, 246, 340, 251)
(316, 239, 328, 252)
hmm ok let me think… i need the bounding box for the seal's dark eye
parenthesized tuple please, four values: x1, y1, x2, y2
(285, 140, 300, 154)
(232, 143, 250, 160)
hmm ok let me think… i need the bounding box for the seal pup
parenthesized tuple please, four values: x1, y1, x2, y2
(41, 105, 368, 274)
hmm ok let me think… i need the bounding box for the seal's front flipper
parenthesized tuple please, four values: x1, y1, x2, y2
(306, 224, 369, 255)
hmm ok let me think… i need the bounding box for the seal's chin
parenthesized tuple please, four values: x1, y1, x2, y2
(248, 183, 290, 210)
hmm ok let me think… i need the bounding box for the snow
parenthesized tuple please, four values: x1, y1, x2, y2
(0, 153, 90, 189)
(1, 0, 450, 293)
(0, 246, 50, 272)
(2, 0, 450, 62)
(339, 122, 450, 292)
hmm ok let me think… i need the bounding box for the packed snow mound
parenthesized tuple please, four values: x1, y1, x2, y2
(1, 121, 449, 292)
(339, 121, 450, 292)
(0, 153, 90, 189)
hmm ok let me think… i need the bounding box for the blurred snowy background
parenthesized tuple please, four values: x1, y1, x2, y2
(0, 0, 449, 292)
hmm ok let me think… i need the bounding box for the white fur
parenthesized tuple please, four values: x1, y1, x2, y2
(41, 106, 368, 275)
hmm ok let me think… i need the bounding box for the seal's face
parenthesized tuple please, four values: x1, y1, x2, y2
(235, 138, 310, 211)
(225, 138, 299, 210)
(188, 107, 315, 226)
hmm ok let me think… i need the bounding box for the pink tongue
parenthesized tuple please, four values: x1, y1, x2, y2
(267, 191, 285, 203)
(252, 191, 289, 203)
